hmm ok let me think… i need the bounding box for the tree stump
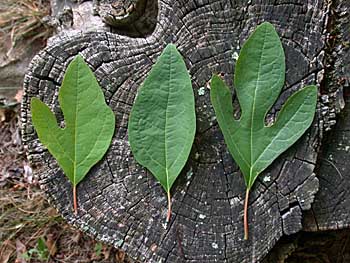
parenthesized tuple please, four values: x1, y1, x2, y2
(303, 0, 350, 233)
(21, 0, 348, 262)
(261, 2, 350, 261)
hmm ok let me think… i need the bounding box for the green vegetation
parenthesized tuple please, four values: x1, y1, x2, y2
(31, 55, 115, 214)
(210, 22, 317, 239)
(128, 44, 196, 222)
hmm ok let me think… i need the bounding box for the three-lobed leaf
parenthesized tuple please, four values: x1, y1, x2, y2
(31, 55, 115, 214)
(128, 44, 196, 222)
(210, 22, 317, 239)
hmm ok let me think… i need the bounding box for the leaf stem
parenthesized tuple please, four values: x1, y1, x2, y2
(166, 191, 172, 222)
(244, 188, 250, 240)
(73, 185, 78, 215)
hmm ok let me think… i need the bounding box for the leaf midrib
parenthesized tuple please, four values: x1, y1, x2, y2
(248, 28, 267, 187)
(164, 48, 172, 192)
(73, 60, 80, 186)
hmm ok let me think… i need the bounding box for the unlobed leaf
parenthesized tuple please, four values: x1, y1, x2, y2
(128, 44, 196, 219)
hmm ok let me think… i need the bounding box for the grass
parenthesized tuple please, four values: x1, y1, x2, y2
(0, 0, 52, 53)
(0, 184, 131, 262)
(0, 185, 61, 262)
(0, 183, 130, 262)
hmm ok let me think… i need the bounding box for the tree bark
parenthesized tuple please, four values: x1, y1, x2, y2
(21, 0, 348, 262)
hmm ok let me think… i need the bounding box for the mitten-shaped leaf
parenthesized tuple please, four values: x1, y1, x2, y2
(128, 44, 196, 222)
(210, 22, 317, 239)
(31, 55, 115, 214)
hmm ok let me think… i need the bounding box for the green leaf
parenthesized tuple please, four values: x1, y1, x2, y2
(31, 55, 115, 214)
(37, 237, 46, 252)
(128, 44, 196, 222)
(36, 237, 49, 260)
(94, 242, 103, 257)
(210, 22, 317, 239)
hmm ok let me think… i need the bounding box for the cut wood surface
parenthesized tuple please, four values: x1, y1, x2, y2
(21, 0, 348, 262)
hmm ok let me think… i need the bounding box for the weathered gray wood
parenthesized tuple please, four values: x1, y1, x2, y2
(303, 95, 350, 232)
(21, 1, 336, 262)
(93, 0, 158, 37)
(263, 1, 350, 261)
(302, 0, 350, 233)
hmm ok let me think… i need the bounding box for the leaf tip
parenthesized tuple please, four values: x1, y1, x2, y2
(211, 73, 220, 81)
(30, 97, 40, 106)
(299, 85, 318, 105)
(73, 54, 85, 63)
(163, 43, 177, 54)
(305, 85, 318, 107)
(210, 74, 229, 94)
(67, 54, 87, 72)
(259, 21, 274, 28)
(307, 85, 318, 94)
(254, 21, 280, 42)
(30, 97, 45, 113)
(256, 21, 278, 34)
(210, 73, 222, 85)
(166, 43, 176, 48)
